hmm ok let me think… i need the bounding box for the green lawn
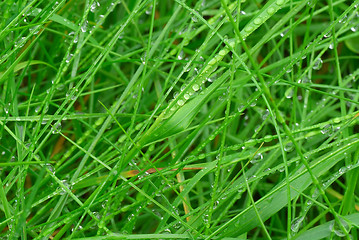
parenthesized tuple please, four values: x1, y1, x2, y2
(1, 0, 359, 239)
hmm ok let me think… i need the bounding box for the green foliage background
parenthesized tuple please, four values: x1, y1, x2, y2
(0, 0, 359, 239)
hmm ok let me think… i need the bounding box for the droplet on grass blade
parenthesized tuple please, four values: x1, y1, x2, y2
(312, 58, 323, 70)
(177, 99, 184, 106)
(284, 142, 294, 152)
(192, 84, 199, 91)
(190, 11, 199, 22)
(81, 20, 88, 32)
(329, 218, 351, 237)
(285, 88, 294, 99)
(291, 216, 304, 233)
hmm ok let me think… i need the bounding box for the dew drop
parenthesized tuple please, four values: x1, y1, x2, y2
(141, 54, 146, 65)
(280, 29, 289, 37)
(285, 88, 294, 99)
(284, 142, 294, 152)
(339, 167, 348, 175)
(323, 31, 332, 38)
(339, 15, 348, 24)
(90, 1, 100, 12)
(191, 11, 199, 22)
(177, 99, 185, 106)
(263, 135, 273, 142)
(299, 75, 311, 84)
(329, 219, 351, 237)
(43, 104, 49, 114)
(177, 50, 184, 60)
(81, 20, 88, 32)
(66, 54, 73, 63)
(145, 5, 152, 15)
(192, 84, 199, 92)
(73, 34, 78, 43)
(245, 25, 254, 32)
(253, 17, 262, 25)
(291, 216, 304, 233)
(51, 122, 62, 134)
(312, 58, 323, 70)
(262, 109, 269, 120)
(276, 0, 285, 5)
(320, 124, 333, 135)
(267, 7, 276, 15)
(46, 163, 55, 174)
(250, 99, 257, 107)
(264, 167, 271, 172)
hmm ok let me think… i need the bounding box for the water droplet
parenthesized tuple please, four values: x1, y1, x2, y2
(253, 17, 262, 25)
(285, 88, 294, 99)
(202, 214, 209, 224)
(191, 11, 199, 22)
(262, 109, 269, 120)
(93, 212, 101, 220)
(250, 99, 257, 107)
(90, 1, 100, 12)
(52, 122, 62, 134)
(299, 75, 311, 84)
(46, 163, 55, 173)
(192, 84, 199, 91)
(339, 167, 348, 175)
(351, 25, 359, 32)
(276, 0, 285, 5)
(312, 58, 323, 70)
(15, 37, 26, 48)
(323, 31, 332, 38)
(339, 15, 348, 24)
(329, 42, 334, 49)
(329, 218, 351, 237)
(245, 139, 257, 147)
(251, 153, 263, 163)
(198, 153, 205, 159)
(81, 20, 88, 32)
(284, 142, 294, 152)
(145, 5, 153, 15)
(58, 180, 71, 195)
(291, 216, 304, 233)
(43, 104, 49, 114)
(247, 175, 256, 181)
(184, 93, 190, 100)
(280, 29, 289, 37)
(320, 124, 333, 135)
(177, 99, 184, 106)
(177, 50, 184, 60)
(245, 25, 254, 32)
(30, 25, 40, 34)
(267, 7, 276, 15)
(264, 167, 271, 172)
(66, 53, 73, 63)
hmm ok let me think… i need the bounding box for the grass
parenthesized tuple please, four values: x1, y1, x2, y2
(0, 0, 359, 239)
